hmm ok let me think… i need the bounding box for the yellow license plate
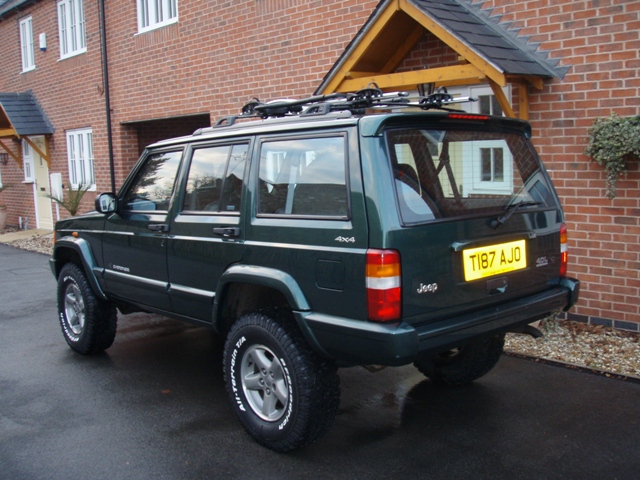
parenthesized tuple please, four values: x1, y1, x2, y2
(462, 240, 527, 282)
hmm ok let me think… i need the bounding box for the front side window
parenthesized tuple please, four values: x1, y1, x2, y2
(20, 16, 35, 72)
(387, 127, 554, 225)
(66, 128, 94, 189)
(123, 150, 183, 211)
(58, 0, 86, 59)
(182, 143, 248, 213)
(257, 136, 348, 218)
(137, 0, 178, 33)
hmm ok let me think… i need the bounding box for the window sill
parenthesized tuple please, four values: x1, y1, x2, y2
(58, 49, 87, 62)
(70, 185, 97, 192)
(135, 17, 179, 36)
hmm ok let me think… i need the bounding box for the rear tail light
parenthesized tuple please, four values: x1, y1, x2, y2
(366, 249, 401, 322)
(560, 223, 568, 276)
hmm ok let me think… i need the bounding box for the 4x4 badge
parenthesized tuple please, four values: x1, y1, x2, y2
(417, 282, 438, 294)
(335, 236, 355, 243)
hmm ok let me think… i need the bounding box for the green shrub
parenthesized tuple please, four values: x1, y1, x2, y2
(45, 184, 90, 217)
(585, 113, 640, 199)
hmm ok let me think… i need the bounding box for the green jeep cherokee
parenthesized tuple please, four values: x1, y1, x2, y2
(50, 90, 579, 451)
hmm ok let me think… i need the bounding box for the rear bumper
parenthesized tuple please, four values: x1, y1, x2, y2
(299, 278, 580, 366)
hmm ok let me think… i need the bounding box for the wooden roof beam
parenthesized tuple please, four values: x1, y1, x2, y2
(0, 128, 18, 138)
(489, 79, 515, 119)
(380, 22, 425, 74)
(23, 135, 50, 168)
(335, 64, 487, 92)
(0, 138, 22, 168)
(398, 0, 507, 87)
(321, 0, 402, 95)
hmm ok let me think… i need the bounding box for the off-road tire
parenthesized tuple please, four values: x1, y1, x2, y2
(223, 309, 340, 452)
(414, 333, 505, 386)
(57, 263, 117, 354)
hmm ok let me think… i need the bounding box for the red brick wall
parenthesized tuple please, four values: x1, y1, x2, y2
(0, 0, 109, 222)
(472, 0, 640, 329)
(104, 0, 379, 122)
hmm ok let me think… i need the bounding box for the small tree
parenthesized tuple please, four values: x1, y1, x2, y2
(45, 184, 91, 217)
(585, 113, 640, 199)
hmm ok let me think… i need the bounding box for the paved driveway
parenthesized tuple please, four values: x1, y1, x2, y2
(1, 244, 639, 479)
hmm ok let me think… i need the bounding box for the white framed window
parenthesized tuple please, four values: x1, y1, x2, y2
(463, 139, 514, 195)
(23, 140, 35, 182)
(137, 0, 178, 33)
(57, 0, 86, 59)
(20, 16, 35, 72)
(448, 85, 514, 195)
(66, 128, 95, 189)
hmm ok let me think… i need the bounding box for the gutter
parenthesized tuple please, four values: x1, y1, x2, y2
(98, 0, 116, 193)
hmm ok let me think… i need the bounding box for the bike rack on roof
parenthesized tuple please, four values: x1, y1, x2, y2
(207, 85, 477, 129)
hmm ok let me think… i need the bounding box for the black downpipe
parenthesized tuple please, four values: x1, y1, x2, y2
(98, 0, 116, 193)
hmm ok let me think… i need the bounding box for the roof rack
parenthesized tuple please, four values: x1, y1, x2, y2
(209, 86, 477, 127)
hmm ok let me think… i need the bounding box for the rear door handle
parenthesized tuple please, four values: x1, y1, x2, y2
(213, 227, 240, 238)
(148, 223, 169, 233)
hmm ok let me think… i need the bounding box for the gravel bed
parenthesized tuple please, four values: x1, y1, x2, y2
(2, 232, 54, 255)
(505, 319, 640, 380)
(2, 230, 638, 380)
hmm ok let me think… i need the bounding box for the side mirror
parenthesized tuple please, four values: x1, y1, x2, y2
(95, 193, 117, 214)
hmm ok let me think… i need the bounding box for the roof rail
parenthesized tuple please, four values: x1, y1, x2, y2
(209, 85, 477, 128)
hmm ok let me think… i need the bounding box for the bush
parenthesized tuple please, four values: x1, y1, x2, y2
(585, 114, 640, 199)
(45, 184, 90, 217)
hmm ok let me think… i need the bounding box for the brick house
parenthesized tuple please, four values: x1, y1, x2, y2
(0, 0, 638, 330)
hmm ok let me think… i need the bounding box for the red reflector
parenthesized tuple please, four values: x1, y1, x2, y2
(448, 113, 490, 121)
(367, 287, 401, 322)
(366, 249, 401, 322)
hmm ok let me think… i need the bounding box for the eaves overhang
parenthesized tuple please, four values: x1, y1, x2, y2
(0, 91, 54, 167)
(0, 0, 38, 19)
(315, 0, 569, 119)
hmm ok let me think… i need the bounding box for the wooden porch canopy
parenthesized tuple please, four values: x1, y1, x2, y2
(315, 0, 569, 120)
(0, 91, 54, 168)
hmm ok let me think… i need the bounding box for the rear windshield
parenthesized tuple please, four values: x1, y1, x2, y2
(385, 127, 557, 224)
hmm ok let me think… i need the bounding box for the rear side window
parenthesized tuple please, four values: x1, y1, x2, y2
(123, 150, 183, 211)
(386, 128, 555, 224)
(257, 136, 348, 218)
(182, 143, 248, 213)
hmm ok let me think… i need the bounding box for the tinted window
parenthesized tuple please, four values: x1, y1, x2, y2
(182, 143, 248, 213)
(123, 150, 183, 211)
(386, 128, 555, 224)
(258, 136, 348, 217)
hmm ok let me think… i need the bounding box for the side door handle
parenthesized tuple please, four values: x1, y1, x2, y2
(213, 227, 240, 238)
(148, 223, 169, 233)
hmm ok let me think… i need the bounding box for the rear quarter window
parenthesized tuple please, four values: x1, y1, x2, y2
(257, 135, 349, 218)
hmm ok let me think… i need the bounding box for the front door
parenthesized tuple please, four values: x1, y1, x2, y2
(102, 148, 184, 311)
(25, 137, 53, 230)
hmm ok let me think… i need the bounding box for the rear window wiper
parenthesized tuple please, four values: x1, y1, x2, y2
(489, 201, 542, 229)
